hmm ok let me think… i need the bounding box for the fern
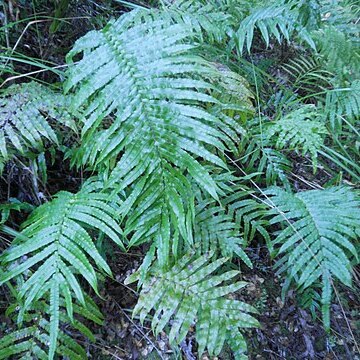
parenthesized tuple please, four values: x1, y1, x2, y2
(241, 138, 292, 188)
(0, 82, 76, 171)
(2, 1, 360, 358)
(325, 80, 360, 132)
(282, 56, 333, 97)
(64, 9, 252, 266)
(266, 186, 360, 329)
(226, 191, 273, 254)
(0, 295, 103, 360)
(0, 180, 123, 358)
(265, 105, 328, 170)
(236, 1, 315, 54)
(192, 179, 253, 267)
(162, 0, 233, 43)
(126, 252, 259, 359)
(313, 26, 360, 80)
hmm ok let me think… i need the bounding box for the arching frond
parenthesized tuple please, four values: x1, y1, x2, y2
(266, 186, 360, 329)
(64, 9, 252, 267)
(0, 181, 122, 359)
(162, 0, 233, 43)
(313, 26, 360, 78)
(193, 195, 252, 268)
(325, 80, 360, 132)
(126, 252, 259, 359)
(65, 9, 250, 195)
(282, 56, 333, 96)
(236, 2, 315, 54)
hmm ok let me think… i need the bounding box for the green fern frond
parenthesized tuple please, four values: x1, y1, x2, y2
(266, 186, 360, 329)
(236, 2, 315, 54)
(126, 252, 259, 359)
(0, 295, 103, 360)
(0, 82, 76, 169)
(325, 80, 360, 132)
(64, 10, 249, 195)
(313, 26, 360, 78)
(0, 181, 122, 359)
(162, 0, 233, 43)
(226, 190, 273, 254)
(241, 137, 292, 188)
(282, 56, 333, 96)
(193, 196, 252, 268)
(64, 9, 252, 267)
(265, 105, 328, 170)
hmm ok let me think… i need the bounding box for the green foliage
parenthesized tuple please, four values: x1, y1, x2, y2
(0, 181, 122, 358)
(0, 82, 76, 171)
(236, 1, 316, 53)
(126, 252, 259, 359)
(325, 80, 360, 132)
(266, 186, 360, 329)
(64, 9, 253, 269)
(0, 295, 103, 360)
(282, 56, 333, 97)
(313, 25, 360, 80)
(1, 0, 360, 359)
(265, 105, 328, 170)
(162, 0, 233, 43)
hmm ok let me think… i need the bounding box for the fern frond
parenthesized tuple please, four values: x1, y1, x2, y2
(265, 105, 328, 170)
(241, 136, 292, 188)
(313, 26, 360, 78)
(0, 82, 76, 169)
(162, 0, 233, 43)
(64, 9, 252, 266)
(0, 181, 122, 358)
(236, 2, 315, 54)
(282, 56, 333, 96)
(193, 196, 252, 268)
(266, 186, 360, 328)
(325, 80, 360, 132)
(225, 189, 273, 254)
(126, 252, 259, 359)
(0, 295, 103, 360)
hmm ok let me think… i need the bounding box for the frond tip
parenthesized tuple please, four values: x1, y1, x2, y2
(126, 252, 259, 359)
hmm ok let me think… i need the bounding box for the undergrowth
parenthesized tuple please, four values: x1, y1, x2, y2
(0, 0, 359, 359)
